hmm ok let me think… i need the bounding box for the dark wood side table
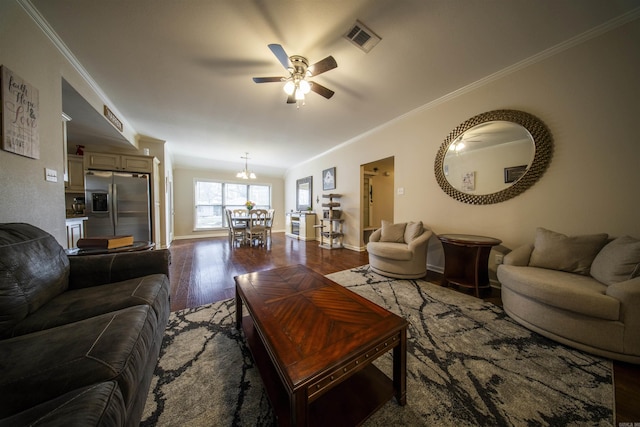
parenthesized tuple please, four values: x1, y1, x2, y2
(438, 234, 502, 298)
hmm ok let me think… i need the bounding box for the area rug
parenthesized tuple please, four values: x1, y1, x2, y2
(140, 265, 614, 426)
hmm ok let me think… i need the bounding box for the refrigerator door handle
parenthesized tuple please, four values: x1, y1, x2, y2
(112, 183, 118, 227)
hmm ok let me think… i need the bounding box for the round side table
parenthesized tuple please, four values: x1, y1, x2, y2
(437, 234, 502, 298)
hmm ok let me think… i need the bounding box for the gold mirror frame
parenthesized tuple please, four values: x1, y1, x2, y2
(434, 109, 553, 205)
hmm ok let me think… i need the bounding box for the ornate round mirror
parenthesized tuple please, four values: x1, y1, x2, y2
(434, 109, 552, 204)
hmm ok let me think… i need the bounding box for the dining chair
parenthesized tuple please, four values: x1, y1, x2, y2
(232, 209, 248, 217)
(266, 208, 275, 241)
(226, 209, 247, 246)
(247, 209, 269, 246)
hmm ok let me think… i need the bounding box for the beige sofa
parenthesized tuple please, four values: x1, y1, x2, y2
(497, 228, 640, 363)
(367, 220, 432, 279)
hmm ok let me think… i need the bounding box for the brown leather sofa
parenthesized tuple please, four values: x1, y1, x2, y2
(0, 223, 170, 426)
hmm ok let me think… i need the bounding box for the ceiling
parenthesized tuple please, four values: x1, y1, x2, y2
(26, 0, 639, 177)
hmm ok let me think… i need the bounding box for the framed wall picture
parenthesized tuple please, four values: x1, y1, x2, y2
(1, 66, 40, 159)
(322, 167, 336, 191)
(461, 171, 475, 192)
(504, 165, 527, 183)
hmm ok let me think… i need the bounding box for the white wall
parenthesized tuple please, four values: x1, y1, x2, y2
(284, 18, 640, 274)
(172, 167, 285, 239)
(0, 2, 125, 244)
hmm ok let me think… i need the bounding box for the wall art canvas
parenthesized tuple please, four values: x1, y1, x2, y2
(323, 167, 336, 190)
(1, 66, 40, 159)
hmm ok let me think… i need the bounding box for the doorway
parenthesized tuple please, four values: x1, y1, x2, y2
(361, 157, 394, 246)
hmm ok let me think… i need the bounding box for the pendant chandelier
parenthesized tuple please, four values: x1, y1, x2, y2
(236, 152, 256, 180)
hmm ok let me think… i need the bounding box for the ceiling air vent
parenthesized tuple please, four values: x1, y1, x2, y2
(344, 20, 381, 53)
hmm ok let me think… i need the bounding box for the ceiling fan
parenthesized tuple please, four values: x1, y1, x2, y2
(252, 44, 337, 105)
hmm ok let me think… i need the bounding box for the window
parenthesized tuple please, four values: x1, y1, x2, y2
(194, 179, 271, 230)
(225, 183, 248, 209)
(195, 181, 222, 229)
(250, 185, 270, 210)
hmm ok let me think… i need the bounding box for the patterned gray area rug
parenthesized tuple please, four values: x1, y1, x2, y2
(141, 265, 613, 426)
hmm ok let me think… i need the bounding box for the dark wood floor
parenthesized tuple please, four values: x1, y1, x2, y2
(168, 233, 639, 425)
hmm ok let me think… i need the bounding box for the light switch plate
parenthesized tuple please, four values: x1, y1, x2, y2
(397, 187, 404, 195)
(45, 168, 58, 182)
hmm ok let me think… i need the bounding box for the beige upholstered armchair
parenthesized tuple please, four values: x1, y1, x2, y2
(367, 221, 433, 279)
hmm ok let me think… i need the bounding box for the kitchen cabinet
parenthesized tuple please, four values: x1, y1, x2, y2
(85, 152, 119, 170)
(122, 155, 154, 172)
(65, 154, 85, 193)
(151, 157, 161, 246)
(62, 113, 71, 184)
(85, 152, 154, 173)
(65, 217, 87, 249)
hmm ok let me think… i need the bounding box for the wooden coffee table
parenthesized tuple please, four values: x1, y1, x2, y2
(235, 264, 408, 426)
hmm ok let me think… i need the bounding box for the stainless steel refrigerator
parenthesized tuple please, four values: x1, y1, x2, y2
(84, 170, 151, 241)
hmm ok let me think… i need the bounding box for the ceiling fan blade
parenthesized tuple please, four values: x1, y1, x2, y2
(268, 44, 290, 69)
(286, 94, 296, 104)
(308, 56, 337, 76)
(310, 81, 335, 99)
(252, 77, 284, 83)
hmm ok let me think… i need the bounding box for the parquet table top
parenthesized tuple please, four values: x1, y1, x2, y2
(235, 264, 407, 426)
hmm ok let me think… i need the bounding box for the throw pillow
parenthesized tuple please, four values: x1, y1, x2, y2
(404, 221, 424, 243)
(380, 220, 406, 243)
(529, 227, 608, 275)
(590, 235, 640, 285)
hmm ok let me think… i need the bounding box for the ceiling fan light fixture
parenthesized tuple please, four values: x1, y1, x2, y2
(253, 44, 337, 104)
(283, 80, 295, 95)
(299, 79, 311, 94)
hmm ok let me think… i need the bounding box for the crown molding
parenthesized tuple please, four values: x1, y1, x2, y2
(418, 6, 640, 112)
(18, 0, 135, 134)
